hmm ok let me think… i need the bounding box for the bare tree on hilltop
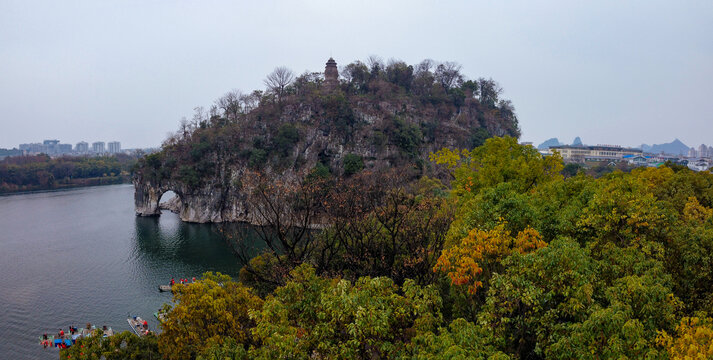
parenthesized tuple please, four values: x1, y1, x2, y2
(264, 66, 294, 103)
(435, 61, 463, 90)
(215, 89, 243, 121)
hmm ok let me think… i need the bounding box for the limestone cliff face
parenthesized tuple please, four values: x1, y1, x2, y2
(134, 172, 252, 223)
(133, 61, 521, 223)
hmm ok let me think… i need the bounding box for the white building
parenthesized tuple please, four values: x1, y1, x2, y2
(698, 144, 708, 158)
(92, 141, 105, 153)
(549, 145, 642, 162)
(688, 147, 698, 158)
(75, 141, 89, 153)
(107, 141, 121, 154)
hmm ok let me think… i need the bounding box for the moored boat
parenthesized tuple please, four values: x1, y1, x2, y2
(127, 316, 150, 336)
(158, 284, 172, 292)
(102, 325, 114, 337)
(154, 310, 167, 323)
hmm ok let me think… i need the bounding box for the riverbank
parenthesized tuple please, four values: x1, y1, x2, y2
(0, 153, 138, 195)
(0, 175, 129, 195)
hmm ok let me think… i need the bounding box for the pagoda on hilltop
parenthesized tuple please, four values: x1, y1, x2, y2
(324, 57, 338, 91)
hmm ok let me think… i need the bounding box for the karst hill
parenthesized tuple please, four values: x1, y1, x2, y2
(133, 57, 521, 223)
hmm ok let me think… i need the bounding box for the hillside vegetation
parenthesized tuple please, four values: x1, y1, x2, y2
(134, 58, 520, 191)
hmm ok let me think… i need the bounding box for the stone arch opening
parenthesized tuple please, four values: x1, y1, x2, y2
(134, 179, 183, 218)
(158, 190, 182, 215)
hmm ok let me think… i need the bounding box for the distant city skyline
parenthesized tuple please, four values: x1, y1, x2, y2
(16, 138, 125, 155)
(1, 1, 711, 150)
(13, 138, 144, 150)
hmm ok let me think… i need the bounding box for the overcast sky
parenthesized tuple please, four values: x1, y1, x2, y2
(1, 0, 711, 149)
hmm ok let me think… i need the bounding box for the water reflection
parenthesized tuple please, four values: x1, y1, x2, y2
(132, 214, 246, 278)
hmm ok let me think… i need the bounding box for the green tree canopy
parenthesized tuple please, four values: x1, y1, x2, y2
(158, 272, 263, 360)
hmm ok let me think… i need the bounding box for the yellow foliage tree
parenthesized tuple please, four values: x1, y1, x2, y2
(158, 272, 263, 360)
(434, 221, 546, 294)
(632, 166, 675, 191)
(430, 136, 563, 198)
(657, 317, 713, 359)
(683, 196, 713, 223)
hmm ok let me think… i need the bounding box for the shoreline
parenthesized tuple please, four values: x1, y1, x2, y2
(0, 177, 131, 196)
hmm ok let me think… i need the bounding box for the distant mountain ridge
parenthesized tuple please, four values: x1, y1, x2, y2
(537, 136, 584, 149)
(538, 137, 690, 156)
(640, 139, 689, 155)
(537, 138, 563, 150)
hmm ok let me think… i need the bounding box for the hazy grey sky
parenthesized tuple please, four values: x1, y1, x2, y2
(1, 0, 711, 149)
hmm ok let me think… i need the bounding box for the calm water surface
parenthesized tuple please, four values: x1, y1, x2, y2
(0, 184, 248, 359)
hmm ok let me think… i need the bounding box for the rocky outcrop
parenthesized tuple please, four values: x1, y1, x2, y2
(134, 177, 254, 223)
(134, 180, 165, 217)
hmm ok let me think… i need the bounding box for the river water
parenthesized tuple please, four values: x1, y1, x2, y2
(0, 184, 248, 359)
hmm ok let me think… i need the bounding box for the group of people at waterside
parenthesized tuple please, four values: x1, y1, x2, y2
(172, 277, 195, 285)
(39, 323, 113, 349)
(159, 277, 196, 292)
(41, 276, 196, 349)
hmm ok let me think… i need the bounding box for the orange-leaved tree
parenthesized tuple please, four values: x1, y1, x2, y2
(434, 221, 546, 295)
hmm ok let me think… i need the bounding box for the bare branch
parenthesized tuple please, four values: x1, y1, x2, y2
(264, 66, 294, 102)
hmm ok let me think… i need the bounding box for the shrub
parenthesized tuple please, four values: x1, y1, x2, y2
(342, 153, 364, 176)
(274, 123, 299, 157)
(248, 149, 268, 169)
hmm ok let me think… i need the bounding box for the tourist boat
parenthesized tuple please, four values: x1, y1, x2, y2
(127, 316, 150, 336)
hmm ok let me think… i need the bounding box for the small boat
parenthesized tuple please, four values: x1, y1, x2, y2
(127, 316, 150, 336)
(158, 284, 173, 292)
(154, 310, 167, 323)
(53, 338, 73, 349)
(80, 324, 96, 337)
(102, 326, 114, 337)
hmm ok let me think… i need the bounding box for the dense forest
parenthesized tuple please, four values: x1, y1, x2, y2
(63, 137, 713, 359)
(0, 154, 137, 193)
